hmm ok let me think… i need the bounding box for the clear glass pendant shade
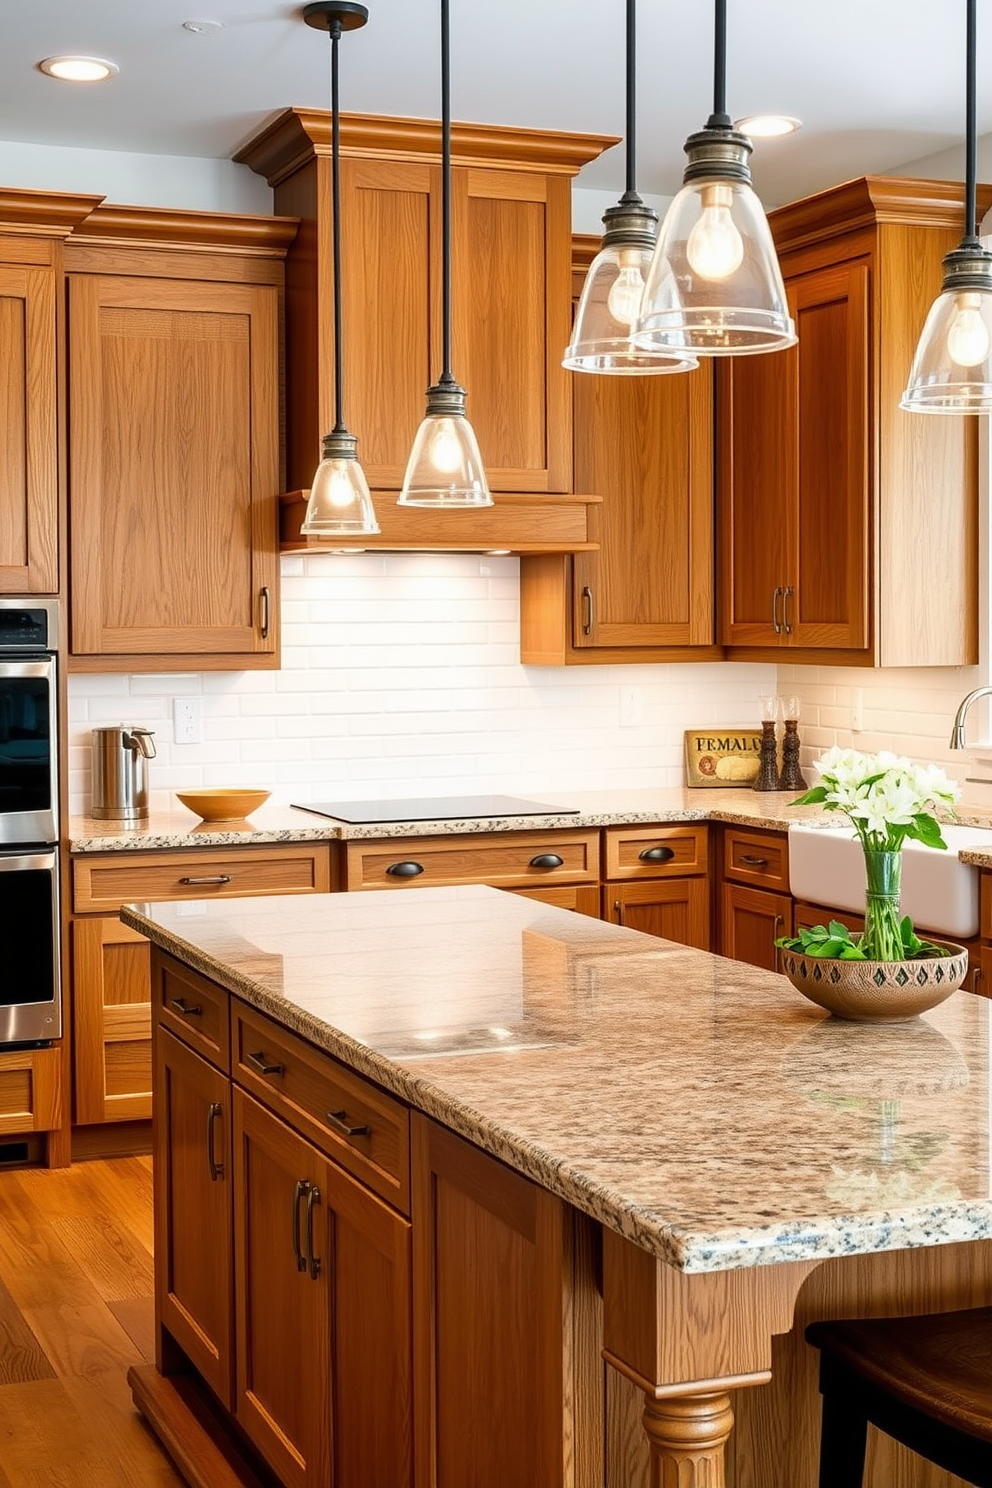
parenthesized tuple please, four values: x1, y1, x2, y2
(398, 389, 492, 507)
(564, 239, 698, 374)
(634, 171, 796, 356)
(902, 247, 992, 413)
(301, 432, 380, 534)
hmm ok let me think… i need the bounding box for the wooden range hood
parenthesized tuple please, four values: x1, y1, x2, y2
(237, 109, 615, 555)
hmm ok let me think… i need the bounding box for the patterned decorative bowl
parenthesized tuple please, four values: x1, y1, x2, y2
(779, 942, 969, 1022)
(176, 788, 270, 822)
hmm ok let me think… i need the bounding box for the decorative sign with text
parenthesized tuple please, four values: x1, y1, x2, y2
(684, 729, 762, 787)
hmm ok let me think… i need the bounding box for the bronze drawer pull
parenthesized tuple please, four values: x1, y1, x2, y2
(582, 585, 594, 635)
(639, 845, 675, 863)
(246, 1051, 284, 1077)
(773, 914, 785, 973)
(259, 585, 271, 640)
(529, 853, 563, 869)
(169, 997, 202, 1017)
(179, 875, 233, 886)
(292, 1179, 308, 1272)
(613, 898, 624, 927)
(782, 586, 794, 635)
(206, 1102, 224, 1182)
(772, 586, 783, 633)
(326, 1109, 371, 1140)
(739, 854, 770, 868)
(385, 861, 424, 878)
(305, 1184, 321, 1281)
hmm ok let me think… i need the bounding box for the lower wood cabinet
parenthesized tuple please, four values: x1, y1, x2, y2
(721, 882, 793, 972)
(605, 879, 710, 948)
(72, 917, 152, 1124)
(0, 1045, 61, 1139)
(602, 824, 710, 950)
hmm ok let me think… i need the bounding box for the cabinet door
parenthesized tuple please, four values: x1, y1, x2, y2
(721, 882, 793, 971)
(154, 1027, 233, 1407)
(0, 264, 58, 593)
(453, 167, 572, 493)
(571, 366, 714, 648)
(68, 274, 279, 666)
(605, 879, 710, 950)
(72, 916, 151, 1124)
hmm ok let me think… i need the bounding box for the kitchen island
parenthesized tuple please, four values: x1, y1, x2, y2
(124, 884, 992, 1488)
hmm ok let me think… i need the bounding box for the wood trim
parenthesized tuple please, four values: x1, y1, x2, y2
(68, 203, 299, 255)
(128, 1365, 272, 1488)
(769, 176, 992, 254)
(0, 189, 103, 236)
(235, 108, 618, 185)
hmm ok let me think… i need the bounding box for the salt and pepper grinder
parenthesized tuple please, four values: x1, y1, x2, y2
(753, 694, 781, 792)
(778, 694, 808, 791)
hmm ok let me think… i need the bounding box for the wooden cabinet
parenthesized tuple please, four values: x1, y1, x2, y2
(236, 111, 613, 552)
(70, 842, 333, 1126)
(0, 1045, 62, 1139)
(344, 827, 600, 893)
(64, 205, 296, 671)
(520, 235, 718, 665)
(719, 826, 792, 970)
(720, 176, 992, 666)
(602, 824, 709, 949)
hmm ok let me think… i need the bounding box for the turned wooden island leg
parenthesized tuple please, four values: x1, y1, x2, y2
(642, 1391, 735, 1488)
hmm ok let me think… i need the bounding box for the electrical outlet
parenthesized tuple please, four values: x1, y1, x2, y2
(852, 687, 864, 733)
(173, 696, 203, 745)
(619, 685, 642, 728)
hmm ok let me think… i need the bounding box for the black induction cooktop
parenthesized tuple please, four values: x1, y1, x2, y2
(294, 794, 579, 824)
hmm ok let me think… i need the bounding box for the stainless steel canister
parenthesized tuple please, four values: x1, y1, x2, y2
(91, 725, 157, 821)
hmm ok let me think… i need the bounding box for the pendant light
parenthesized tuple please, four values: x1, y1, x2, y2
(399, 0, 491, 507)
(301, 2, 380, 536)
(902, 0, 992, 414)
(633, 0, 796, 357)
(563, 0, 697, 375)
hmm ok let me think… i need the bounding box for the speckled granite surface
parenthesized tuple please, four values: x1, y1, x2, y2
(71, 787, 839, 852)
(123, 883, 992, 1275)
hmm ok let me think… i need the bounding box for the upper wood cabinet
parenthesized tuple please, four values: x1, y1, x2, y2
(0, 191, 100, 594)
(64, 206, 297, 671)
(236, 111, 613, 552)
(719, 176, 992, 667)
(519, 234, 718, 665)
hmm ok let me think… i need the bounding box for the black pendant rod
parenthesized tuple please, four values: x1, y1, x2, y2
(965, 0, 978, 242)
(708, 0, 732, 130)
(624, 0, 636, 197)
(439, 0, 455, 387)
(330, 20, 347, 431)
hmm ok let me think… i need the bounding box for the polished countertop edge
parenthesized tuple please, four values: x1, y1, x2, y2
(122, 899, 992, 1275)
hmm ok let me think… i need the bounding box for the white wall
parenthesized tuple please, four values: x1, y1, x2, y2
(67, 554, 774, 817)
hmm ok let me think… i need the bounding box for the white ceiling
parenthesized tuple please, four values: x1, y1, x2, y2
(1, 1, 986, 206)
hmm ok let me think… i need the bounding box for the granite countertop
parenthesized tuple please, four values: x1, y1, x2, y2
(124, 883, 992, 1275)
(69, 787, 836, 852)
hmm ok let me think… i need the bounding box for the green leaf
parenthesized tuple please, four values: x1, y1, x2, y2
(900, 915, 923, 954)
(828, 920, 853, 941)
(907, 813, 947, 850)
(838, 944, 868, 960)
(791, 786, 828, 805)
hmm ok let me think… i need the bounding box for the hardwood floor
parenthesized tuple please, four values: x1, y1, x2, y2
(0, 1155, 184, 1487)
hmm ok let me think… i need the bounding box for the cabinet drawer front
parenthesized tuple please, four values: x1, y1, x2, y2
(73, 844, 331, 913)
(0, 1046, 60, 1136)
(511, 884, 602, 916)
(154, 954, 230, 1072)
(604, 824, 708, 880)
(232, 1003, 410, 1214)
(723, 827, 789, 891)
(345, 829, 600, 891)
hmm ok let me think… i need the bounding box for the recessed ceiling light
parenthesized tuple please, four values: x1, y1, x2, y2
(39, 55, 119, 82)
(182, 19, 224, 35)
(734, 114, 802, 139)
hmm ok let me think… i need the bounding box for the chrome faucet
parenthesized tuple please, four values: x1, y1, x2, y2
(950, 686, 992, 748)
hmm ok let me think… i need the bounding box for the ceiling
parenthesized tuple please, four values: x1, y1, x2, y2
(1, 1, 986, 207)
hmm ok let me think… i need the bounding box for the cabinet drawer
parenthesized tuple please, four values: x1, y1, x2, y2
(723, 827, 789, 892)
(73, 843, 332, 914)
(510, 884, 602, 916)
(0, 1046, 60, 1136)
(344, 829, 600, 892)
(232, 1002, 410, 1214)
(153, 953, 230, 1073)
(604, 824, 708, 880)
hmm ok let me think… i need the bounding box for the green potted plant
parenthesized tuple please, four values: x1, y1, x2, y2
(776, 748, 969, 1020)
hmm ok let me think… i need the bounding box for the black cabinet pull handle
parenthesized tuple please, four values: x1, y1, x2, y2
(772, 586, 782, 633)
(613, 898, 625, 927)
(582, 585, 594, 636)
(783, 585, 794, 635)
(740, 854, 770, 868)
(326, 1109, 371, 1140)
(529, 853, 563, 869)
(259, 585, 271, 640)
(292, 1179, 308, 1272)
(385, 861, 424, 878)
(639, 845, 675, 863)
(246, 1051, 284, 1077)
(206, 1102, 224, 1182)
(179, 875, 233, 886)
(305, 1184, 321, 1281)
(773, 914, 785, 974)
(170, 997, 202, 1017)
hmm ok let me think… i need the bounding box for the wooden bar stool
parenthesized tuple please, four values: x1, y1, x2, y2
(805, 1308, 992, 1487)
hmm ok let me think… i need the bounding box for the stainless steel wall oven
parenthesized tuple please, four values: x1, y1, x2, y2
(0, 599, 61, 1045)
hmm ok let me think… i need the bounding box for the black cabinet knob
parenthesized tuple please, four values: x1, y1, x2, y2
(385, 861, 425, 878)
(639, 845, 675, 863)
(529, 853, 564, 869)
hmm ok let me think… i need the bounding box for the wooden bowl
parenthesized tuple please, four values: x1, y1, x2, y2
(779, 942, 969, 1022)
(176, 788, 270, 822)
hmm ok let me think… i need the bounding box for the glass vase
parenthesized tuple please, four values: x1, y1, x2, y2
(861, 850, 904, 962)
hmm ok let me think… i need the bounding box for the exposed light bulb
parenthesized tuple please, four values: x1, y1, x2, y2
(607, 251, 646, 328)
(686, 184, 745, 281)
(325, 462, 359, 508)
(946, 292, 991, 368)
(430, 418, 464, 475)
